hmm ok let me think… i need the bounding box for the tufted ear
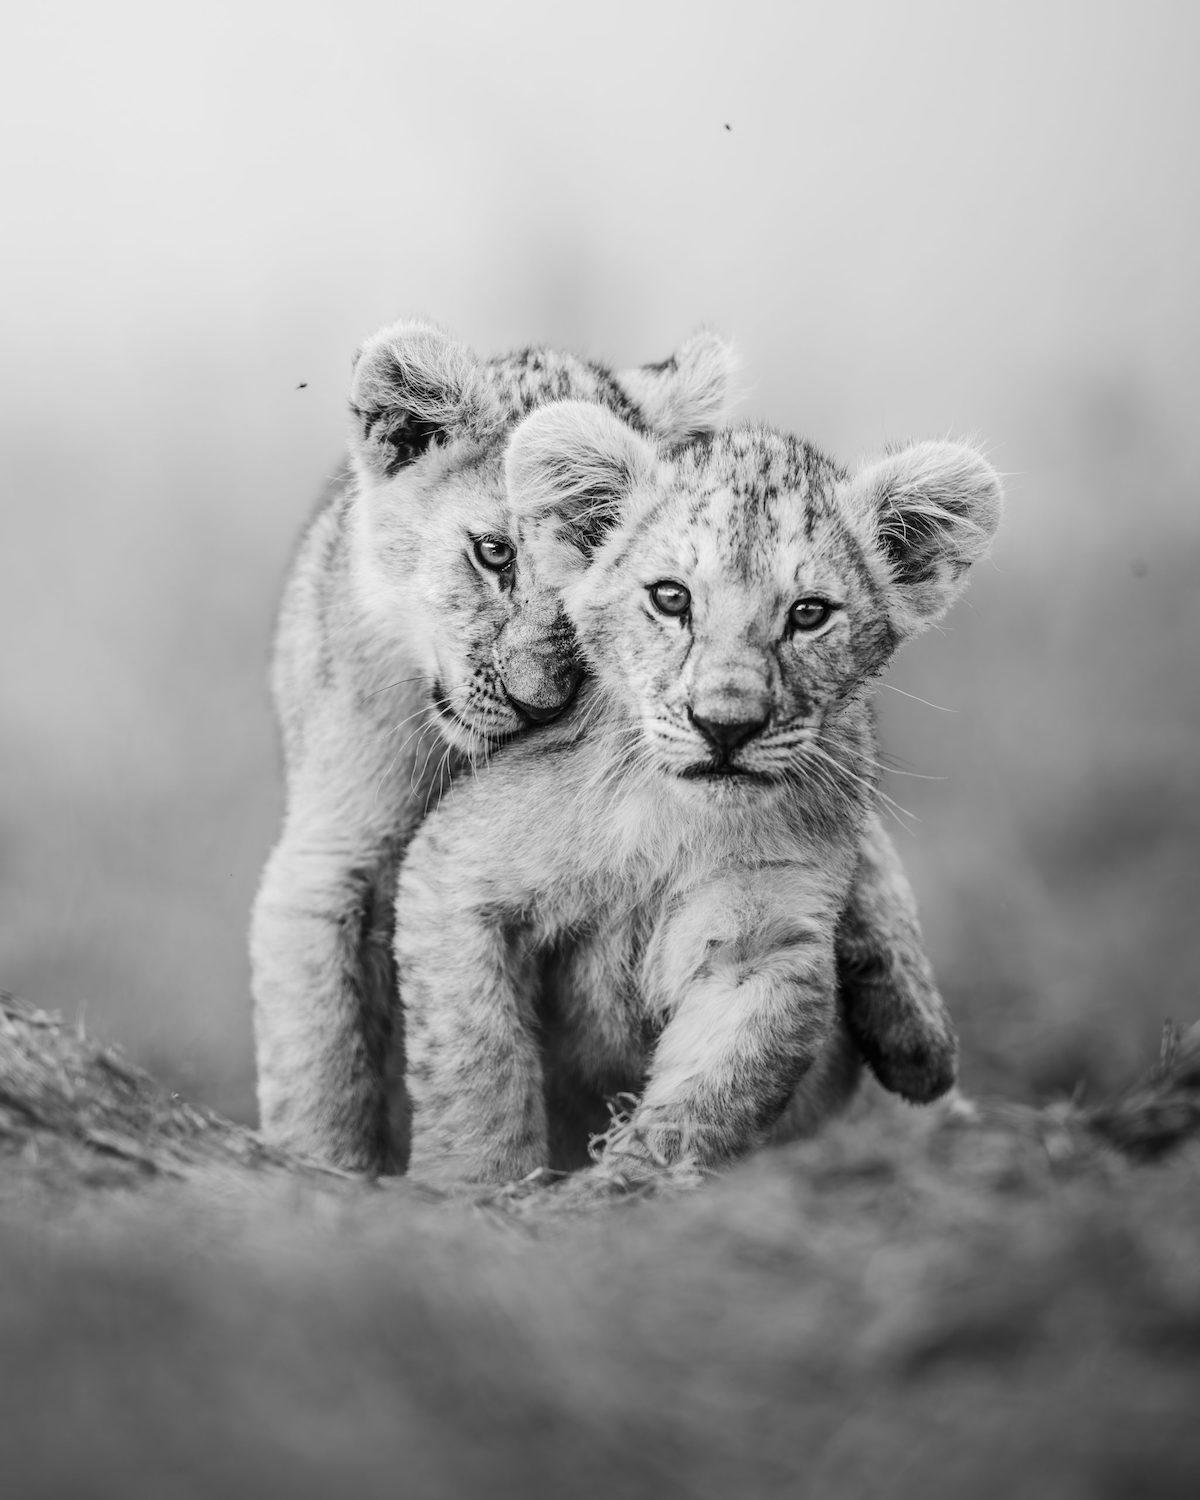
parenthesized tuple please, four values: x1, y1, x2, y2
(348, 320, 500, 481)
(616, 329, 737, 443)
(845, 440, 1003, 639)
(505, 401, 660, 564)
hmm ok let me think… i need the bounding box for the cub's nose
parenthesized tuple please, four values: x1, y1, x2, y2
(688, 709, 769, 758)
(505, 665, 584, 724)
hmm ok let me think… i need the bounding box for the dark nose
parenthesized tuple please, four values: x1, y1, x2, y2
(688, 709, 768, 759)
(506, 666, 583, 725)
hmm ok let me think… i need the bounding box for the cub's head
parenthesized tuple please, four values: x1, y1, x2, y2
(347, 320, 735, 753)
(507, 404, 1002, 790)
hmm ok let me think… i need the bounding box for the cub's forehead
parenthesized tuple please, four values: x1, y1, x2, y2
(424, 350, 647, 532)
(421, 444, 516, 537)
(482, 348, 642, 427)
(671, 425, 846, 513)
(639, 426, 853, 577)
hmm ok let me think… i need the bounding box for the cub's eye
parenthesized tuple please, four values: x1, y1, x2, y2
(474, 535, 516, 571)
(789, 597, 836, 633)
(648, 580, 691, 618)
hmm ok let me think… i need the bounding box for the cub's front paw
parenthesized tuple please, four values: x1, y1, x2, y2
(852, 1010, 958, 1104)
(840, 957, 959, 1105)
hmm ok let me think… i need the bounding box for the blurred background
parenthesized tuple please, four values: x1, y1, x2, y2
(2, 0, 1196, 1121)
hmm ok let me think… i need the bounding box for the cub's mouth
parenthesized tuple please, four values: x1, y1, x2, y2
(429, 681, 522, 749)
(678, 761, 773, 785)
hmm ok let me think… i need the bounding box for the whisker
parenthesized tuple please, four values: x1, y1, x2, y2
(392, 713, 440, 763)
(376, 717, 437, 806)
(381, 703, 439, 744)
(796, 751, 856, 822)
(805, 740, 918, 830)
(880, 682, 956, 714)
(836, 739, 946, 791)
(423, 744, 456, 817)
(868, 758, 946, 783)
(411, 720, 446, 796)
(363, 674, 435, 702)
(839, 741, 946, 784)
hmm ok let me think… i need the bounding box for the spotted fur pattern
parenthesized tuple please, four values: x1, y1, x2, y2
(397, 409, 1002, 1185)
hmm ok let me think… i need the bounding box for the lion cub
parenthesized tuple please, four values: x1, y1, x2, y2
(395, 405, 1002, 1183)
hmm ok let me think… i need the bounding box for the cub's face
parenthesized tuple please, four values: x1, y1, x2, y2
(347, 321, 734, 755)
(508, 408, 1003, 787)
(357, 443, 583, 752)
(567, 437, 894, 785)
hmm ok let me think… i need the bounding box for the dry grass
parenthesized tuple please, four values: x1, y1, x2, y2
(4, 989, 1200, 1499)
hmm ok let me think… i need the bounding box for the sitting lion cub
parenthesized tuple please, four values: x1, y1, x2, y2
(395, 405, 1002, 1183)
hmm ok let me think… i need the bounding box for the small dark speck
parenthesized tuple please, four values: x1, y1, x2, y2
(296, 382, 308, 390)
(724, 123, 732, 131)
(1131, 559, 1148, 578)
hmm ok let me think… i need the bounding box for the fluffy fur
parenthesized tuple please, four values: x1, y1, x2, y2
(396, 408, 1003, 1184)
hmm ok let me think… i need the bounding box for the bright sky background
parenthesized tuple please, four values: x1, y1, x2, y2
(4, 2, 1198, 447)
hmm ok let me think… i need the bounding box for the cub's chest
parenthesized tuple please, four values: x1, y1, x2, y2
(522, 852, 677, 952)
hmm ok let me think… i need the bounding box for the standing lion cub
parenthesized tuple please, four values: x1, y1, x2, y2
(395, 405, 1002, 1183)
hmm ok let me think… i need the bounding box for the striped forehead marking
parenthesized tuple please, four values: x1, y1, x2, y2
(663, 427, 849, 577)
(483, 349, 647, 431)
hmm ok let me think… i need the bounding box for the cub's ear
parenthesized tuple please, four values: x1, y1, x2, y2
(349, 320, 498, 481)
(845, 440, 1003, 638)
(505, 401, 660, 560)
(616, 329, 737, 443)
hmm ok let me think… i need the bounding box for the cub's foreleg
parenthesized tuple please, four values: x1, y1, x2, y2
(251, 494, 450, 1172)
(837, 811, 958, 1103)
(251, 796, 403, 1173)
(602, 876, 842, 1175)
(396, 855, 548, 1184)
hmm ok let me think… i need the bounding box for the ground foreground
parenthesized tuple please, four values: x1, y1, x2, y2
(2, 992, 1199, 1500)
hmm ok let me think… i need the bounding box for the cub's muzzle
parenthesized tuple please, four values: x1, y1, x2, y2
(494, 603, 583, 722)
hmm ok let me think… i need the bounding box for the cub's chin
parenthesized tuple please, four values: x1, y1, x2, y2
(429, 682, 524, 757)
